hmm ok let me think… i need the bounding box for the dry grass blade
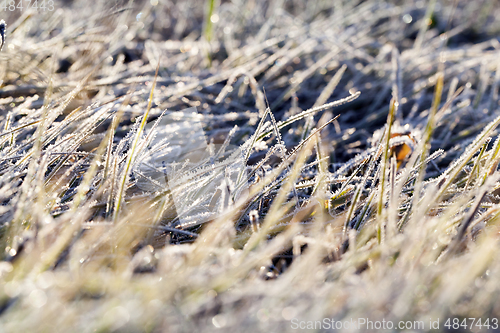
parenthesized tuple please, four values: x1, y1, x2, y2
(113, 63, 160, 222)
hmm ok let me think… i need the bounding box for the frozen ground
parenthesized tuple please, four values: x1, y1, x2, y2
(1, 0, 500, 332)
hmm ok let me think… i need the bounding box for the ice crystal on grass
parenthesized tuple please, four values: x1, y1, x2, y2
(133, 106, 247, 227)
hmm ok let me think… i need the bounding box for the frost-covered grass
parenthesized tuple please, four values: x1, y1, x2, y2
(1, 0, 500, 332)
